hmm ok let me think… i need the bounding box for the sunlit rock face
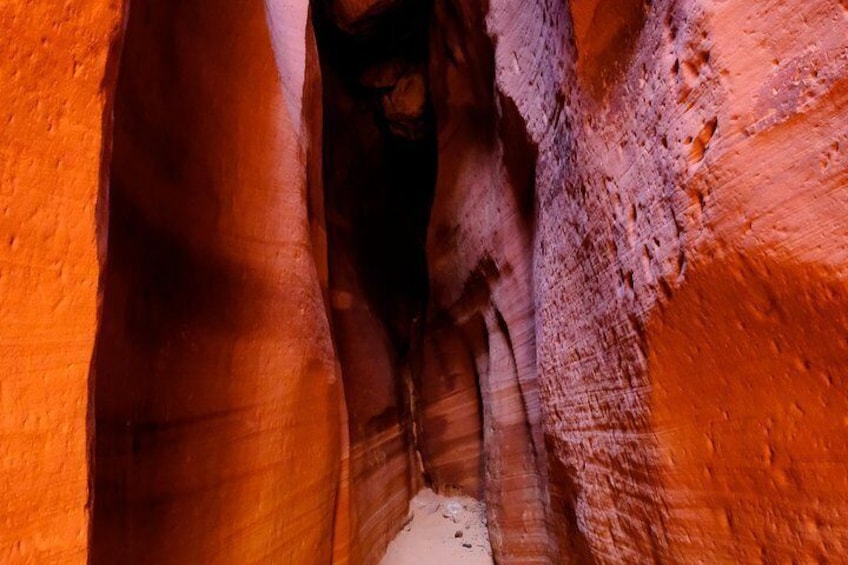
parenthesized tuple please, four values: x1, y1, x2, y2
(3, 0, 848, 563)
(0, 1, 123, 562)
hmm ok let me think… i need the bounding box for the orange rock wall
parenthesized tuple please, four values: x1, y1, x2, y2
(92, 1, 340, 562)
(0, 1, 124, 561)
(3, 0, 848, 563)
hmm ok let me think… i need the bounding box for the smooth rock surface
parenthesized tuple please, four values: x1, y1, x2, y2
(92, 1, 341, 562)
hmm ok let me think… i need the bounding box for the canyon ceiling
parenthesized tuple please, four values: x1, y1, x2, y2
(1, 0, 848, 563)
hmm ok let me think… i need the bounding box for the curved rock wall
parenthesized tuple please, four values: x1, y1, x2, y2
(314, 0, 437, 560)
(421, 0, 555, 561)
(92, 1, 341, 562)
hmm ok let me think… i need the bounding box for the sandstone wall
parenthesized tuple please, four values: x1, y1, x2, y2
(315, 0, 441, 560)
(92, 1, 341, 562)
(0, 1, 124, 561)
(421, 0, 555, 561)
(3, 0, 848, 563)
(488, 0, 848, 561)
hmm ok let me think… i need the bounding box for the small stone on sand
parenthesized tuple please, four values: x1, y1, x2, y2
(379, 489, 493, 564)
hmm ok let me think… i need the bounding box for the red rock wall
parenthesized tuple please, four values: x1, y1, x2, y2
(488, 0, 848, 561)
(420, 0, 556, 561)
(92, 1, 341, 562)
(321, 85, 423, 558)
(0, 1, 124, 561)
(4, 0, 848, 563)
(315, 0, 440, 560)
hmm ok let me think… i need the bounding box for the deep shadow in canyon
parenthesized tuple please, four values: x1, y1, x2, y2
(313, 1, 444, 561)
(77, 0, 848, 564)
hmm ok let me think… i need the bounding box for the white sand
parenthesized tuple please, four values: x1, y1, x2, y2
(380, 488, 494, 565)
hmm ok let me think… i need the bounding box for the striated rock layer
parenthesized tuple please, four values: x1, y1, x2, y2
(489, 0, 848, 561)
(92, 1, 341, 562)
(421, 0, 556, 561)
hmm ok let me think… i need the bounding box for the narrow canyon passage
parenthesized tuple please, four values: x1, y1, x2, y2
(315, 1, 438, 559)
(1, 0, 848, 564)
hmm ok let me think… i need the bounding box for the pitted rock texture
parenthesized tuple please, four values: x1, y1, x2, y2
(650, 254, 848, 561)
(489, 0, 848, 561)
(0, 1, 123, 561)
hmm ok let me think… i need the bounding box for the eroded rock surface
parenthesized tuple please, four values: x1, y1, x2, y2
(0, 1, 124, 561)
(489, 0, 848, 561)
(315, 0, 435, 560)
(92, 1, 340, 562)
(2, 0, 848, 563)
(420, 0, 555, 561)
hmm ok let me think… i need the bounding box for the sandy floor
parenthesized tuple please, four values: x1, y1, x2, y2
(379, 488, 493, 565)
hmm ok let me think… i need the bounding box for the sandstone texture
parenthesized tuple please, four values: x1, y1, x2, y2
(488, 0, 848, 561)
(0, 1, 124, 562)
(1, 0, 848, 563)
(421, 0, 554, 561)
(92, 1, 340, 563)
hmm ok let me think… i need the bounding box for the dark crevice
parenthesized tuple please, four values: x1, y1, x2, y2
(313, 0, 438, 498)
(89, 0, 538, 558)
(314, 2, 436, 350)
(497, 92, 538, 228)
(89, 0, 129, 555)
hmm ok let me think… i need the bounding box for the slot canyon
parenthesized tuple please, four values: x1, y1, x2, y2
(2, 0, 848, 562)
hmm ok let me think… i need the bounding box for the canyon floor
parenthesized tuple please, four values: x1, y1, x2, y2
(380, 489, 493, 565)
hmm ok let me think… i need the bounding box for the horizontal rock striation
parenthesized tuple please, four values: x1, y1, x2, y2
(92, 1, 340, 562)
